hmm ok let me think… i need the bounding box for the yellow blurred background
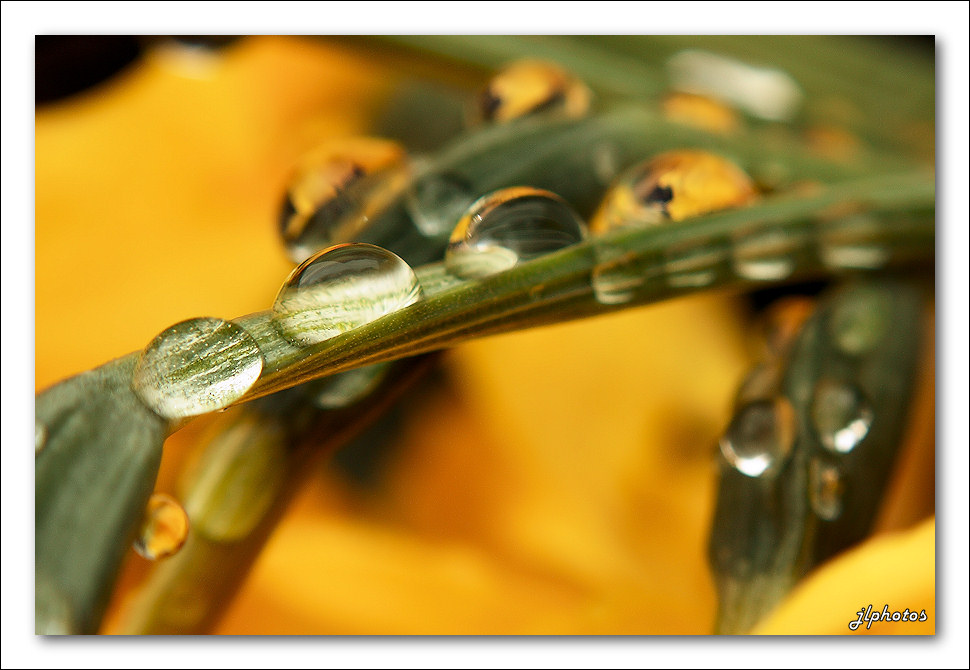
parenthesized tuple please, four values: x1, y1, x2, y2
(35, 36, 934, 635)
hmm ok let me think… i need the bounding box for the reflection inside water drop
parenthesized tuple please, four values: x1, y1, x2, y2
(273, 243, 422, 346)
(809, 457, 845, 521)
(811, 379, 873, 454)
(719, 397, 796, 477)
(133, 493, 189, 560)
(132, 317, 264, 420)
(445, 187, 586, 279)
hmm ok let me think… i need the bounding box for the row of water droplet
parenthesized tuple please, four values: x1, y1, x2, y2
(716, 290, 887, 522)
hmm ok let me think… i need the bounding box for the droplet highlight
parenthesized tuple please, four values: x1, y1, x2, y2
(719, 397, 796, 478)
(819, 213, 891, 270)
(279, 137, 408, 263)
(478, 59, 591, 123)
(811, 379, 873, 454)
(133, 493, 189, 560)
(132, 318, 264, 420)
(35, 420, 47, 454)
(273, 243, 422, 346)
(445, 187, 586, 279)
(590, 150, 757, 234)
(809, 457, 845, 521)
(732, 225, 806, 281)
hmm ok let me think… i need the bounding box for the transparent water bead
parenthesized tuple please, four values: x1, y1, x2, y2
(478, 59, 591, 123)
(828, 284, 892, 356)
(445, 186, 587, 279)
(273, 243, 422, 346)
(133, 493, 190, 560)
(664, 237, 728, 289)
(406, 170, 477, 238)
(315, 364, 389, 409)
(811, 379, 873, 454)
(590, 150, 757, 234)
(818, 213, 891, 270)
(719, 397, 796, 478)
(132, 317, 264, 420)
(809, 457, 845, 521)
(732, 225, 806, 282)
(591, 247, 664, 305)
(279, 137, 407, 263)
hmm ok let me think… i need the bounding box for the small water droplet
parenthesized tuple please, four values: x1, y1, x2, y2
(279, 137, 408, 263)
(719, 397, 796, 478)
(133, 493, 189, 560)
(590, 246, 664, 305)
(809, 457, 845, 521)
(35, 420, 47, 454)
(811, 379, 873, 454)
(478, 59, 591, 123)
(732, 226, 806, 281)
(406, 170, 476, 238)
(445, 187, 586, 279)
(590, 150, 756, 234)
(273, 243, 422, 346)
(132, 318, 264, 420)
(828, 284, 892, 356)
(819, 213, 891, 270)
(314, 364, 389, 409)
(664, 237, 728, 289)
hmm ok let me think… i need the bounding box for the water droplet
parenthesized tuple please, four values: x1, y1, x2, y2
(811, 379, 873, 454)
(664, 237, 728, 289)
(133, 493, 189, 560)
(590, 150, 756, 235)
(132, 318, 264, 420)
(719, 397, 796, 478)
(279, 137, 408, 263)
(445, 187, 586, 279)
(809, 457, 845, 521)
(828, 284, 892, 356)
(478, 59, 591, 123)
(314, 364, 389, 409)
(819, 213, 891, 269)
(273, 243, 422, 346)
(35, 420, 47, 454)
(732, 225, 807, 281)
(590, 246, 664, 305)
(406, 170, 476, 237)
(662, 91, 740, 134)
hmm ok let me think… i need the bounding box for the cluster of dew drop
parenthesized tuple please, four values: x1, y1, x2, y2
(116, 55, 876, 560)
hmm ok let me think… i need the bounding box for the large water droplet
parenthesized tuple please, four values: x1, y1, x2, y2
(478, 59, 591, 123)
(809, 457, 845, 521)
(828, 284, 892, 356)
(719, 397, 796, 478)
(132, 318, 264, 420)
(445, 187, 586, 279)
(590, 150, 757, 234)
(133, 493, 189, 560)
(732, 225, 806, 281)
(406, 170, 476, 238)
(35, 420, 47, 454)
(811, 379, 873, 454)
(819, 213, 890, 270)
(273, 243, 422, 346)
(279, 137, 408, 263)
